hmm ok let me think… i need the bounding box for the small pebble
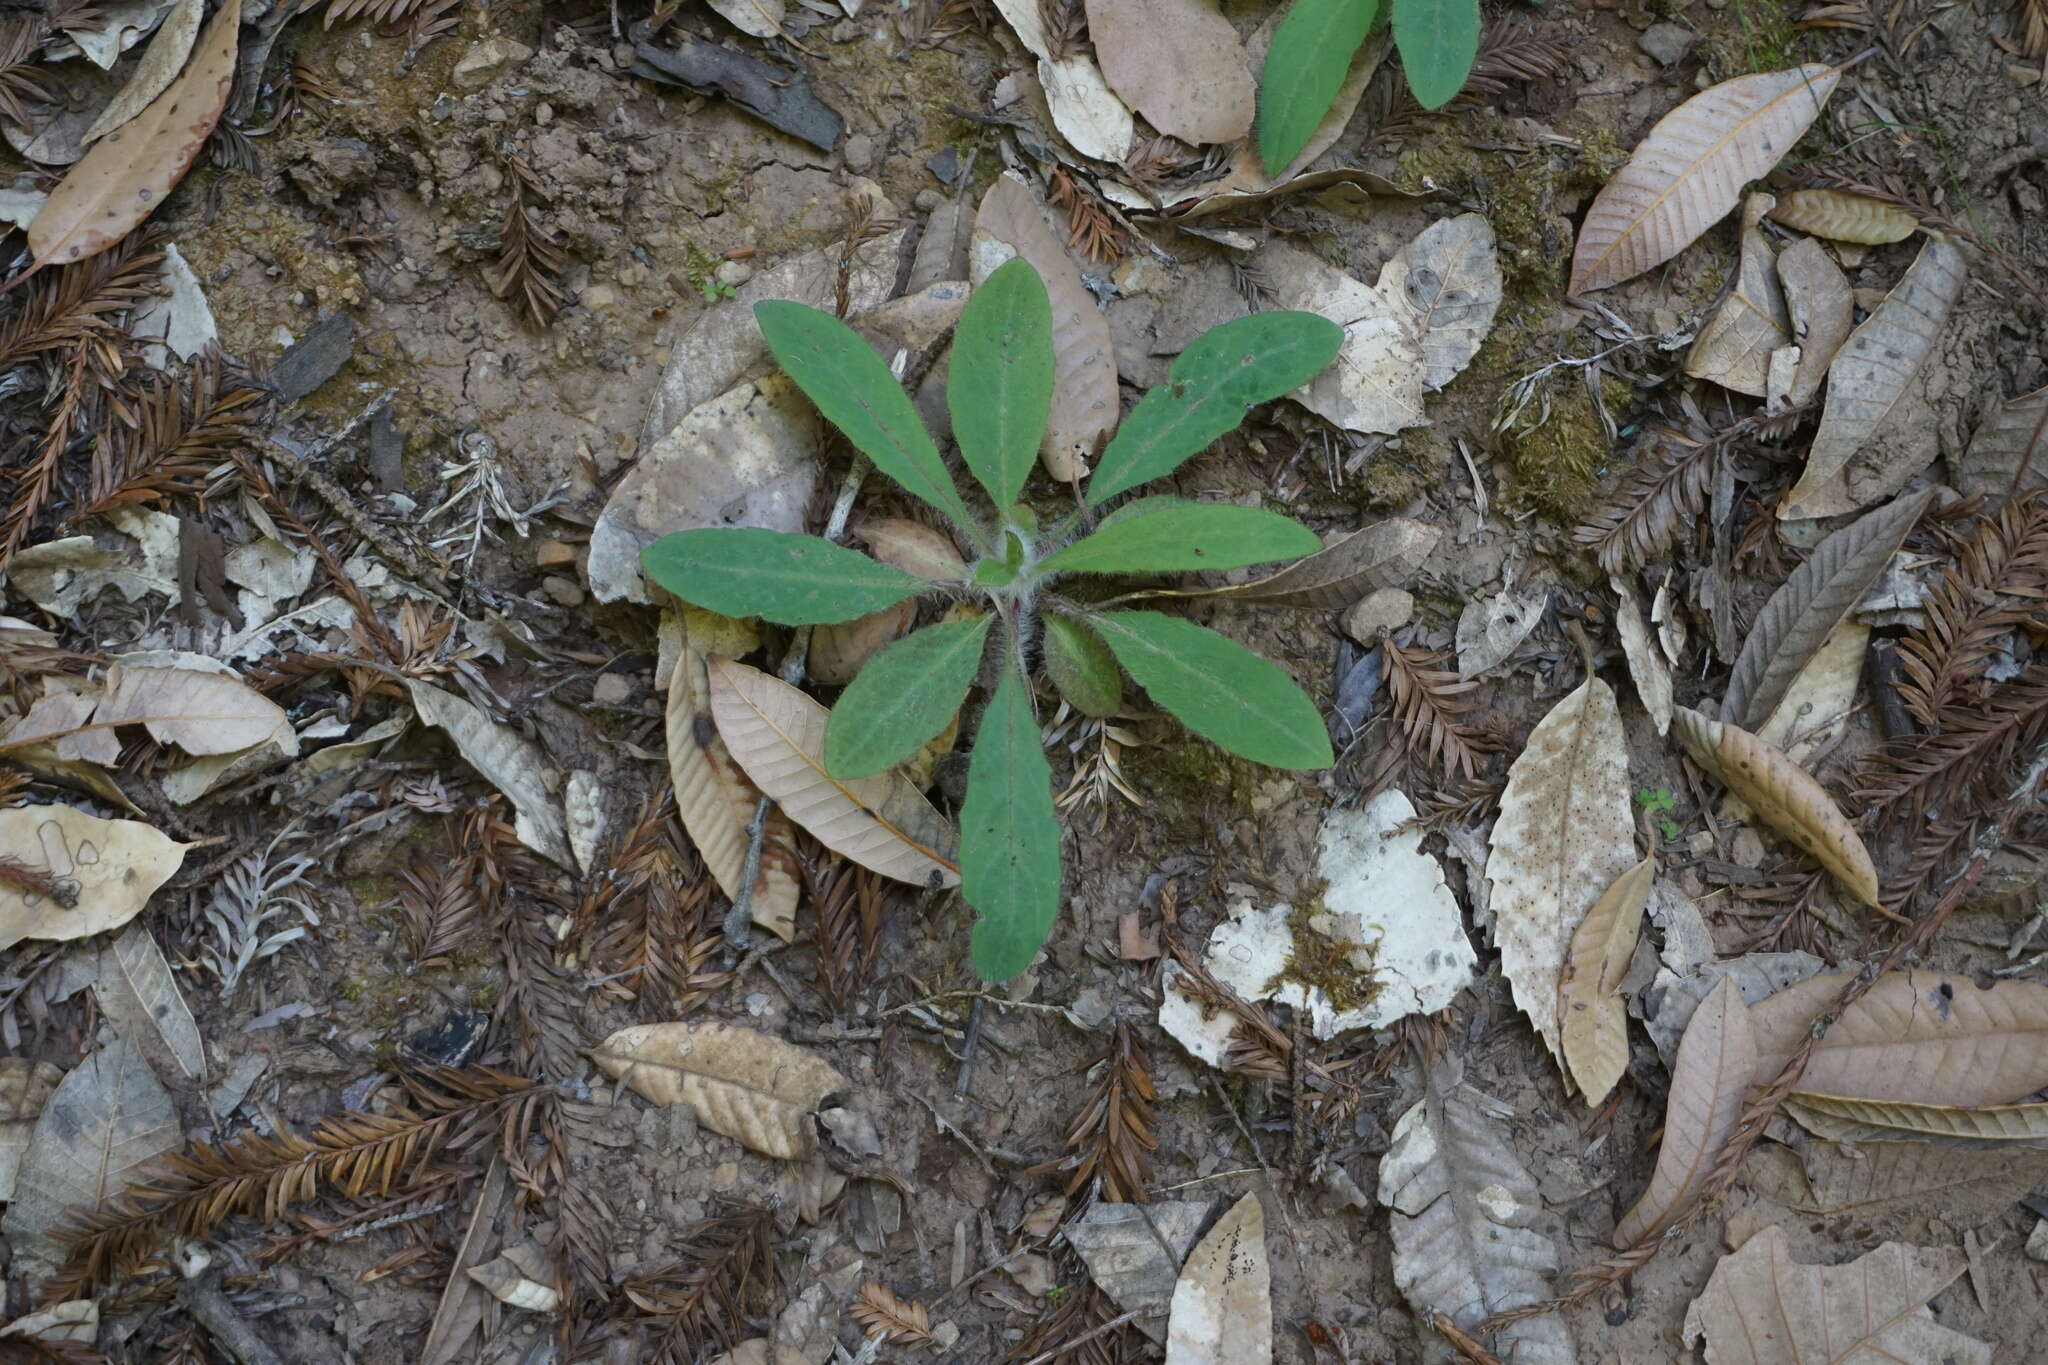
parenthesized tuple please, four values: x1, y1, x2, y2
(1343, 587, 1415, 644)
(542, 575, 586, 607)
(715, 259, 753, 287)
(535, 539, 578, 569)
(591, 673, 633, 705)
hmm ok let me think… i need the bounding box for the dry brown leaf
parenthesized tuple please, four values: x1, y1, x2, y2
(1489, 677, 1636, 1069)
(1775, 236, 1854, 408)
(592, 1021, 849, 1160)
(27, 0, 240, 268)
(1559, 853, 1653, 1108)
(1722, 489, 1932, 730)
(1783, 234, 1966, 520)
(1685, 194, 1791, 397)
(1613, 577, 1674, 734)
(1152, 517, 1442, 609)
(1671, 707, 1881, 912)
(810, 518, 966, 685)
(1767, 188, 1918, 245)
(1614, 975, 1757, 1248)
(707, 657, 959, 889)
(664, 635, 800, 942)
(852, 1282, 935, 1345)
(93, 923, 204, 1082)
(1188, 27, 1387, 211)
(1957, 383, 2048, 499)
(973, 174, 1118, 481)
(1381, 213, 1505, 394)
(407, 679, 572, 868)
(1569, 63, 1840, 295)
(1782, 1091, 2048, 1145)
(1682, 1225, 1987, 1364)
(1164, 1191, 1271, 1365)
(79, 0, 202, 146)
(1748, 971, 2048, 1107)
(1774, 1139, 2048, 1228)
(0, 1059, 63, 1204)
(1086, 0, 1252, 145)
(98, 657, 291, 756)
(0, 804, 187, 952)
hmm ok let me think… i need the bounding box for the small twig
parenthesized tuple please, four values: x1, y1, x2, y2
(1017, 1307, 1153, 1365)
(179, 1265, 285, 1365)
(955, 995, 986, 1096)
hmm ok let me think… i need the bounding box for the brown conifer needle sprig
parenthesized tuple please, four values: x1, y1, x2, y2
(483, 158, 568, 328)
(0, 20, 56, 129)
(1572, 425, 1716, 575)
(1380, 636, 1494, 782)
(1047, 168, 1126, 265)
(0, 225, 163, 374)
(49, 1067, 547, 1298)
(1007, 1275, 1146, 1365)
(1163, 937, 1291, 1079)
(1036, 0, 1086, 60)
(852, 1282, 936, 1345)
(807, 853, 886, 1016)
(621, 1204, 777, 1362)
(76, 349, 266, 523)
(1036, 1018, 1157, 1203)
(321, 0, 435, 28)
(398, 845, 484, 965)
(1895, 491, 2048, 728)
(1856, 669, 2048, 831)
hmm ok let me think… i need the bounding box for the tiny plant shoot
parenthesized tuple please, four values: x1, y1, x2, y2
(643, 259, 1343, 981)
(1257, 0, 1479, 176)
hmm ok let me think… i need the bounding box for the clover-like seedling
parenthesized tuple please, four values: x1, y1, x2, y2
(643, 258, 1344, 981)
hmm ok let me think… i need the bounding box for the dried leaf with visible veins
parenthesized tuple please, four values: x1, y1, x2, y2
(1957, 384, 2048, 499)
(1682, 1225, 1988, 1365)
(1085, 0, 1252, 145)
(593, 1021, 848, 1160)
(0, 1059, 63, 1204)
(1559, 854, 1653, 1108)
(1782, 1091, 2048, 1145)
(1776, 1138, 2048, 1227)
(1489, 677, 1636, 1068)
(1614, 975, 1756, 1248)
(1672, 707, 1882, 912)
(1684, 194, 1790, 398)
(1767, 188, 1918, 245)
(1775, 237, 1853, 407)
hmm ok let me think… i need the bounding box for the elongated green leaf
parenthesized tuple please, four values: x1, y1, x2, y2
(950, 258, 1055, 508)
(643, 528, 925, 625)
(1393, 0, 1478, 111)
(1257, 0, 1380, 176)
(1044, 613, 1124, 718)
(755, 300, 974, 529)
(825, 615, 992, 778)
(964, 665, 1063, 981)
(1091, 611, 1333, 768)
(1086, 312, 1344, 505)
(1040, 504, 1320, 576)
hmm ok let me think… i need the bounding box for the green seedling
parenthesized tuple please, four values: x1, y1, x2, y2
(643, 259, 1344, 981)
(1635, 786, 1682, 841)
(1257, 0, 1479, 176)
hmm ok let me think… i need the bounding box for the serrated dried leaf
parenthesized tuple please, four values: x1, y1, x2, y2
(98, 655, 293, 756)
(1783, 1091, 2048, 1145)
(406, 680, 572, 868)
(1165, 1192, 1271, 1365)
(1569, 64, 1840, 295)
(593, 1021, 849, 1160)
(973, 173, 1118, 481)
(0, 1036, 180, 1281)
(1559, 854, 1652, 1108)
(1722, 488, 1931, 730)
(0, 1060, 64, 1203)
(1614, 975, 1756, 1248)
(0, 805, 188, 953)
(1775, 237, 1853, 408)
(1489, 677, 1635, 1068)
(1671, 708, 1881, 911)
(665, 635, 799, 941)
(1748, 971, 2048, 1108)
(1613, 577, 1673, 733)
(1156, 517, 1442, 609)
(1783, 235, 1965, 520)
(1377, 1073, 1576, 1363)
(988, 0, 1134, 160)
(707, 657, 959, 889)
(1682, 1225, 1987, 1365)
(1086, 0, 1251, 145)
(1767, 188, 1918, 245)
(93, 923, 204, 1082)
(1957, 383, 2048, 499)
(1685, 194, 1790, 398)
(79, 0, 201, 145)
(28, 0, 240, 268)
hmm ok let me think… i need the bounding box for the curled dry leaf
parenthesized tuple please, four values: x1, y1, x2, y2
(1682, 1225, 1988, 1365)
(1767, 188, 1918, 245)
(1455, 585, 1544, 680)
(973, 173, 1118, 481)
(93, 923, 205, 1082)
(1488, 677, 1636, 1069)
(665, 634, 800, 941)
(1085, 0, 1252, 145)
(1685, 194, 1790, 398)
(406, 680, 573, 868)
(1671, 707, 1881, 912)
(1774, 237, 1853, 408)
(79, 0, 202, 146)
(1783, 234, 1966, 520)
(1165, 1192, 1271, 1365)
(1151, 516, 1441, 609)
(0, 804, 188, 952)
(468, 1244, 562, 1312)
(1559, 854, 1653, 1109)
(1958, 383, 2048, 499)
(707, 657, 959, 888)
(28, 0, 241, 268)
(1569, 63, 1840, 295)
(98, 655, 294, 756)
(1613, 577, 1674, 734)
(1721, 489, 1932, 730)
(593, 1021, 849, 1160)
(1614, 975, 1756, 1248)
(1781, 1091, 2048, 1145)
(0, 1059, 63, 1203)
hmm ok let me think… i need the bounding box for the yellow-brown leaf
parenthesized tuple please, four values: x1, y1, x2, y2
(1767, 188, 1917, 245)
(1559, 853, 1653, 1108)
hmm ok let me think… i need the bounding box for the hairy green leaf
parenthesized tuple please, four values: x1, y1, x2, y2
(950, 258, 1055, 508)
(1091, 611, 1333, 768)
(1044, 613, 1124, 718)
(1086, 312, 1345, 505)
(756, 300, 975, 530)
(1257, 0, 1380, 176)
(1040, 504, 1321, 576)
(643, 528, 926, 625)
(964, 665, 1063, 981)
(1392, 0, 1478, 111)
(825, 615, 992, 778)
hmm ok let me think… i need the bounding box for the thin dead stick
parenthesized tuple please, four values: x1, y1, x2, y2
(1432, 1313, 1506, 1365)
(1017, 1307, 1154, 1365)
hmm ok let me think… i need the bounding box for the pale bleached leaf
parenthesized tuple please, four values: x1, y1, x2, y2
(593, 1021, 849, 1160)
(1064, 1201, 1210, 1343)
(99, 655, 294, 756)
(986, 0, 1133, 161)
(1455, 585, 1544, 681)
(1767, 188, 1918, 245)
(79, 0, 201, 145)
(1682, 1225, 1988, 1365)
(1488, 677, 1635, 1067)
(0, 805, 188, 953)
(94, 923, 204, 1082)
(1752, 616, 1864, 769)
(1086, 0, 1252, 145)
(1380, 213, 1505, 393)
(1613, 577, 1673, 733)
(1684, 194, 1790, 398)
(1957, 383, 2048, 499)
(565, 771, 606, 878)
(1165, 1192, 1271, 1365)
(1783, 235, 1965, 520)
(707, 657, 959, 889)
(1614, 975, 1756, 1247)
(1570, 64, 1840, 295)
(708, 0, 785, 37)
(0, 1059, 64, 1203)
(1378, 1072, 1577, 1363)
(1775, 237, 1853, 407)
(406, 680, 572, 868)
(972, 174, 1118, 480)
(1559, 854, 1652, 1108)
